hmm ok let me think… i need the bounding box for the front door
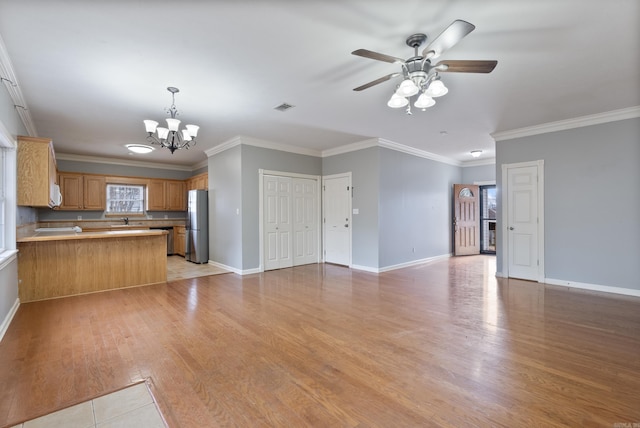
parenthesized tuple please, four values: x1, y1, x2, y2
(453, 184, 480, 256)
(323, 173, 351, 266)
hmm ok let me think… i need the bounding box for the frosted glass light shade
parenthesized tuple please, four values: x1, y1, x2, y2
(182, 130, 192, 141)
(143, 120, 158, 133)
(166, 118, 180, 131)
(157, 127, 169, 140)
(414, 93, 435, 109)
(425, 80, 448, 97)
(126, 144, 155, 154)
(186, 124, 199, 137)
(395, 79, 419, 97)
(387, 93, 409, 108)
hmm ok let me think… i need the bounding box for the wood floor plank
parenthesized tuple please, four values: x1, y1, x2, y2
(1, 256, 639, 427)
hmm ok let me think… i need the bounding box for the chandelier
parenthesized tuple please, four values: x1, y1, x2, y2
(387, 67, 448, 115)
(143, 87, 199, 154)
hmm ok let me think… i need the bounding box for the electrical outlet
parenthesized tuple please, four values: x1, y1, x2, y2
(164, 214, 168, 219)
(77, 215, 82, 220)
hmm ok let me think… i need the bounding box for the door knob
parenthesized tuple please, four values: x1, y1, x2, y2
(509, 227, 514, 230)
(344, 224, 349, 228)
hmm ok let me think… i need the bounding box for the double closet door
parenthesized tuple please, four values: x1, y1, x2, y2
(263, 174, 319, 271)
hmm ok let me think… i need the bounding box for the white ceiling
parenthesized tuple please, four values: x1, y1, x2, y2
(0, 1, 638, 168)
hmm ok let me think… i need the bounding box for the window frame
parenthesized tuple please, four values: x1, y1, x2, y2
(105, 182, 147, 217)
(0, 120, 17, 268)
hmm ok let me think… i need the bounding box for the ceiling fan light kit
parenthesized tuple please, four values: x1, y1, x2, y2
(352, 20, 497, 115)
(143, 86, 199, 154)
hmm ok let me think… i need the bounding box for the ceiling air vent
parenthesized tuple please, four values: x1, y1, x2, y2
(274, 102, 295, 112)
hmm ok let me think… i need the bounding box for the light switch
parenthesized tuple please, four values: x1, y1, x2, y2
(353, 208, 359, 214)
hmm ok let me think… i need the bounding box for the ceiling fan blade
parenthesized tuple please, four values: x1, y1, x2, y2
(353, 73, 400, 91)
(352, 49, 404, 64)
(435, 60, 497, 73)
(421, 20, 475, 59)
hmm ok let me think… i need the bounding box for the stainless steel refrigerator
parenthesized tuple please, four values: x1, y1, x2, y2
(185, 189, 209, 263)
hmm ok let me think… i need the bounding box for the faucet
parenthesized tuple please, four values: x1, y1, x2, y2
(122, 217, 129, 225)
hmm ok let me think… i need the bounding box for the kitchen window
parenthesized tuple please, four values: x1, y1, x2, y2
(106, 184, 145, 215)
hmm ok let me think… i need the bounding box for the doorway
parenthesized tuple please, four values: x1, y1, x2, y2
(480, 185, 496, 254)
(501, 160, 545, 281)
(322, 173, 352, 266)
(259, 170, 321, 272)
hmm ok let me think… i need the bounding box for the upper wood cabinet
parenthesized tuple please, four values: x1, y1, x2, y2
(58, 173, 106, 210)
(187, 173, 208, 191)
(17, 136, 59, 208)
(147, 179, 186, 211)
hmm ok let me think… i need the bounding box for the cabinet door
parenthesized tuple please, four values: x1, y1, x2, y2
(166, 181, 186, 211)
(147, 179, 166, 211)
(174, 226, 186, 256)
(83, 175, 106, 210)
(17, 136, 56, 207)
(58, 173, 83, 210)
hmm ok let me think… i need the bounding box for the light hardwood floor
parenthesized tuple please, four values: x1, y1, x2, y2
(1, 255, 639, 427)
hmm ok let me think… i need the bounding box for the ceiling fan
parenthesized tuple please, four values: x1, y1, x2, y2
(352, 20, 497, 113)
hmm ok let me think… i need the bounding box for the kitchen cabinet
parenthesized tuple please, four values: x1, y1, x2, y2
(187, 173, 208, 190)
(58, 173, 106, 210)
(17, 136, 59, 208)
(147, 179, 186, 211)
(174, 225, 186, 256)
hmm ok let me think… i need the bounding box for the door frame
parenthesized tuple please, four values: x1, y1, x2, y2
(501, 160, 545, 282)
(322, 172, 352, 266)
(258, 169, 321, 272)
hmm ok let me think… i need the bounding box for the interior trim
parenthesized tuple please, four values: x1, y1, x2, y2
(492, 106, 640, 141)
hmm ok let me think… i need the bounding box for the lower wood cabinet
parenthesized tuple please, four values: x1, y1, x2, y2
(174, 226, 186, 256)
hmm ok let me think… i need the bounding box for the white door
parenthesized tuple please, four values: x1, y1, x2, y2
(505, 163, 543, 281)
(323, 174, 351, 266)
(264, 175, 293, 270)
(293, 178, 319, 266)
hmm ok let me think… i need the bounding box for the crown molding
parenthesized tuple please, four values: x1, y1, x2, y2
(56, 153, 195, 171)
(0, 34, 37, 136)
(377, 139, 462, 166)
(492, 106, 640, 141)
(321, 138, 379, 157)
(204, 135, 242, 157)
(205, 135, 322, 158)
(460, 158, 496, 168)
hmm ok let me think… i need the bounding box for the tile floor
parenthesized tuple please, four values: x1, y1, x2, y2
(166, 255, 229, 281)
(11, 382, 166, 428)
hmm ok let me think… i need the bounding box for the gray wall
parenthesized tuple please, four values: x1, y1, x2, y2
(0, 83, 27, 336)
(462, 163, 496, 184)
(208, 145, 242, 269)
(322, 146, 461, 270)
(496, 117, 640, 291)
(323, 147, 380, 268)
(379, 148, 461, 268)
(240, 145, 322, 270)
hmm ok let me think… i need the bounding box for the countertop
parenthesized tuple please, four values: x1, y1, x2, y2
(17, 228, 168, 243)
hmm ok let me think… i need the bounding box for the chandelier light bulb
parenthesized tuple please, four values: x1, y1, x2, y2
(156, 127, 169, 140)
(414, 93, 435, 109)
(143, 120, 158, 133)
(425, 79, 448, 97)
(387, 93, 409, 108)
(395, 79, 419, 97)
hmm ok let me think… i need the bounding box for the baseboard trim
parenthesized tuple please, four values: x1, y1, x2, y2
(0, 298, 20, 343)
(545, 278, 640, 298)
(207, 260, 260, 276)
(351, 253, 451, 274)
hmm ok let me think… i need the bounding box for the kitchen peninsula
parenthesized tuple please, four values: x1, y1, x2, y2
(17, 228, 167, 302)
